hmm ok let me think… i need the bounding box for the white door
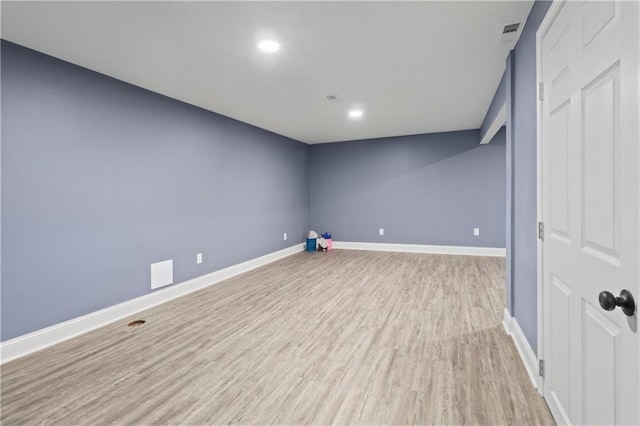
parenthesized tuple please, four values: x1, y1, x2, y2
(540, 1, 639, 425)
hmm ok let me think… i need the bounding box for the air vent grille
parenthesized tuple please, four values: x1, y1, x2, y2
(503, 23, 520, 34)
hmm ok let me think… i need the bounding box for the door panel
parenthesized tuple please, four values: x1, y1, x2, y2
(581, 1, 618, 51)
(581, 65, 620, 265)
(550, 102, 571, 242)
(582, 301, 620, 425)
(548, 25, 574, 113)
(550, 275, 571, 413)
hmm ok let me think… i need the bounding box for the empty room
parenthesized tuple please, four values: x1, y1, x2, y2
(1, 1, 639, 425)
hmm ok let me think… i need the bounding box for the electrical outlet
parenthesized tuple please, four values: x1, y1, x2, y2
(379, 228, 384, 236)
(196, 253, 203, 264)
(284, 232, 287, 241)
(474, 228, 480, 236)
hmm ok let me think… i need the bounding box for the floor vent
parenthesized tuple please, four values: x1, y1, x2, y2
(128, 320, 146, 327)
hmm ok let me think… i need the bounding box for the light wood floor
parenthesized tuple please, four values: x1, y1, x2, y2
(1, 250, 554, 425)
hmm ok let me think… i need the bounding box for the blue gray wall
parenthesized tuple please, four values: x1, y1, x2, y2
(510, 1, 551, 352)
(2, 34, 512, 342)
(1, 41, 310, 341)
(309, 129, 506, 248)
(485, 1, 551, 352)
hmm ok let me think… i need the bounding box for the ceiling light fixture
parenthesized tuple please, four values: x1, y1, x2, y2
(258, 40, 280, 53)
(349, 109, 364, 119)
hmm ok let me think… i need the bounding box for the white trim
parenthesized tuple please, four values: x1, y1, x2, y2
(535, 0, 546, 399)
(479, 102, 506, 145)
(502, 307, 513, 335)
(511, 316, 542, 392)
(332, 241, 506, 257)
(503, 308, 541, 392)
(0, 244, 304, 364)
(636, 7, 640, 418)
(536, 0, 565, 402)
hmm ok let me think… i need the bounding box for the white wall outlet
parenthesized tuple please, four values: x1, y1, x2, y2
(474, 228, 480, 236)
(196, 253, 203, 264)
(150, 259, 173, 289)
(283, 232, 287, 241)
(379, 228, 384, 236)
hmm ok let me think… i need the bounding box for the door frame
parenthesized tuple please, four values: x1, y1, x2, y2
(534, 0, 564, 401)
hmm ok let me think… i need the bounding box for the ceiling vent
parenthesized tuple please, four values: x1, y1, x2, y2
(498, 21, 522, 44)
(502, 23, 520, 34)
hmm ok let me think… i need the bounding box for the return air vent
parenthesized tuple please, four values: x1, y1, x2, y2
(498, 21, 523, 44)
(502, 23, 520, 34)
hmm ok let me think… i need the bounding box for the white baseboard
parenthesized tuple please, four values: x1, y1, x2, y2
(502, 307, 513, 334)
(0, 244, 304, 364)
(332, 241, 506, 257)
(502, 308, 541, 391)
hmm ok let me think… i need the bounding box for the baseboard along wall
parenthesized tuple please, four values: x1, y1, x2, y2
(502, 308, 542, 393)
(0, 244, 304, 364)
(332, 241, 506, 257)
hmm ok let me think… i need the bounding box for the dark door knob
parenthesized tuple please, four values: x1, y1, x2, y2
(598, 289, 636, 317)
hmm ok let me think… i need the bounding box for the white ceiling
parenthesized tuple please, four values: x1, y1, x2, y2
(1, 1, 532, 144)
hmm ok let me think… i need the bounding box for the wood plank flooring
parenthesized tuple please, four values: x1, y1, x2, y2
(1, 250, 554, 425)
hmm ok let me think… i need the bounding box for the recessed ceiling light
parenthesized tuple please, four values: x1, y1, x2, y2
(349, 109, 364, 119)
(258, 40, 280, 53)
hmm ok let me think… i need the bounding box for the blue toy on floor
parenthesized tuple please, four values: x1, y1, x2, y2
(306, 238, 317, 252)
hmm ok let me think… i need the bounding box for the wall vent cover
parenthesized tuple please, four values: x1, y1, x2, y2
(498, 21, 522, 44)
(502, 23, 520, 34)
